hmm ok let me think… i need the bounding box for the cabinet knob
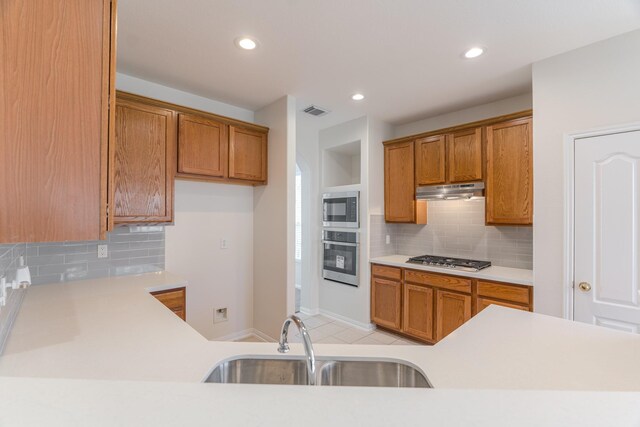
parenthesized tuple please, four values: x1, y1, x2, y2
(578, 282, 592, 292)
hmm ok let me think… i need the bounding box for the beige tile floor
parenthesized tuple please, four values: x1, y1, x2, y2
(235, 313, 424, 345)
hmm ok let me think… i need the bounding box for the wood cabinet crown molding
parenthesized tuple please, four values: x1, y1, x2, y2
(116, 91, 269, 134)
(382, 109, 532, 147)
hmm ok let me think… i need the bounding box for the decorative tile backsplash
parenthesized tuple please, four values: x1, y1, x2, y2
(370, 199, 533, 270)
(26, 226, 165, 285)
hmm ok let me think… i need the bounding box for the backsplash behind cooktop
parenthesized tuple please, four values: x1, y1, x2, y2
(370, 199, 532, 270)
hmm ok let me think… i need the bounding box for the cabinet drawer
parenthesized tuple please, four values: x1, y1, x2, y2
(404, 269, 471, 293)
(371, 264, 402, 281)
(477, 281, 530, 305)
(151, 287, 186, 320)
(477, 297, 530, 314)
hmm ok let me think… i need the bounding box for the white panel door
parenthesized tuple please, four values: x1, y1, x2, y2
(574, 130, 640, 333)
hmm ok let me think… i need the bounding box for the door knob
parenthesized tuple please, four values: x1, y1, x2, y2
(578, 282, 592, 292)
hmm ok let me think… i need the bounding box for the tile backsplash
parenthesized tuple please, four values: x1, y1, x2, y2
(370, 199, 533, 270)
(26, 226, 165, 285)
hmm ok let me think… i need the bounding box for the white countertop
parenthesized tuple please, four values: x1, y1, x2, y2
(1, 377, 639, 427)
(1, 272, 639, 425)
(371, 254, 534, 286)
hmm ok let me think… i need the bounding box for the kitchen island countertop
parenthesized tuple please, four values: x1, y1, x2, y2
(0, 271, 639, 426)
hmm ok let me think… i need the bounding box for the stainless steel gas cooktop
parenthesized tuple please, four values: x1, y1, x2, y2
(406, 255, 491, 272)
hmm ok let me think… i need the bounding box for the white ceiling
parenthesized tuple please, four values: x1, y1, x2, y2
(117, 0, 640, 125)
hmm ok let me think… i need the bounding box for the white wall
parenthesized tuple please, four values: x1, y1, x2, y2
(393, 93, 532, 139)
(116, 73, 256, 340)
(318, 116, 371, 327)
(166, 181, 254, 339)
(295, 112, 322, 314)
(367, 118, 394, 216)
(116, 73, 253, 122)
(532, 29, 640, 317)
(254, 96, 297, 340)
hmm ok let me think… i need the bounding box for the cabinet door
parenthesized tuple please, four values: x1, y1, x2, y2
(384, 141, 416, 222)
(151, 287, 186, 321)
(476, 297, 529, 314)
(415, 135, 446, 185)
(447, 128, 483, 183)
(0, 0, 115, 242)
(436, 290, 472, 341)
(178, 114, 227, 177)
(228, 126, 267, 182)
(403, 284, 435, 342)
(371, 277, 402, 330)
(485, 117, 533, 225)
(113, 99, 176, 223)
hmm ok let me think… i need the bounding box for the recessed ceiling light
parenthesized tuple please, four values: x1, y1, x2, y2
(235, 37, 258, 50)
(351, 93, 365, 101)
(463, 47, 484, 59)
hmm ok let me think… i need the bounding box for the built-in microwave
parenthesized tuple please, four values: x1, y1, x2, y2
(322, 191, 359, 228)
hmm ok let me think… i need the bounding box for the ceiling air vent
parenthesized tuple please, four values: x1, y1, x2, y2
(302, 105, 330, 117)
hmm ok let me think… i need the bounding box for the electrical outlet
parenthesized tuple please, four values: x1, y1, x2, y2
(214, 307, 228, 323)
(385, 234, 391, 245)
(220, 239, 228, 249)
(97, 244, 108, 258)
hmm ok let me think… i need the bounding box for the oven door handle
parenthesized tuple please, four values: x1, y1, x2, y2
(322, 240, 358, 247)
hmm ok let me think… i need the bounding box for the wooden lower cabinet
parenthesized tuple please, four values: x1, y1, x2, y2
(151, 287, 186, 321)
(435, 290, 472, 341)
(371, 264, 533, 344)
(402, 284, 435, 342)
(371, 277, 402, 330)
(477, 297, 528, 313)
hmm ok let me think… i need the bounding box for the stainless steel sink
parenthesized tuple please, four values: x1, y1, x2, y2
(205, 357, 309, 385)
(204, 357, 431, 388)
(318, 360, 431, 388)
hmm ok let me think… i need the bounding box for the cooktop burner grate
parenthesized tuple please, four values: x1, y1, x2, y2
(406, 255, 491, 272)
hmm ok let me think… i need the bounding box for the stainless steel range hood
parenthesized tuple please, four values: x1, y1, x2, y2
(416, 182, 484, 200)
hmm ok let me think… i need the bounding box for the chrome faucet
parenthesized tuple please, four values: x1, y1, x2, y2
(277, 315, 316, 385)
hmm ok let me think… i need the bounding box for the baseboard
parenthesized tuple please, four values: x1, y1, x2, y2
(318, 309, 375, 331)
(251, 328, 277, 343)
(213, 328, 276, 343)
(299, 306, 319, 316)
(213, 328, 255, 342)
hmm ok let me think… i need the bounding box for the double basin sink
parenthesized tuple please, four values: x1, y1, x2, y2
(205, 356, 432, 388)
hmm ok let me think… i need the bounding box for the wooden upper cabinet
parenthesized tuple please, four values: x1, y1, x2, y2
(447, 128, 483, 183)
(384, 141, 426, 223)
(415, 135, 446, 185)
(436, 290, 472, 341)
(178, 114, 227, 178)
(229, 126, 268, 183)
(0, 0, 116, 242)
(112, 97, 176, 224)
(371, 276, 402, 331)
(485, 117, 533, 225)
